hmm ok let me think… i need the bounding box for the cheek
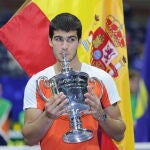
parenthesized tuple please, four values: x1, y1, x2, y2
(71, 43, 79, 50)
(52, 48, 59, 55)
(52, 45, 60, 52)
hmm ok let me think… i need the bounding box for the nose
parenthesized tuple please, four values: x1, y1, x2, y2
(61, 40, 69, 51)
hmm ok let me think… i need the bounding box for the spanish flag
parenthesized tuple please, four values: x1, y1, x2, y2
(0, 0, 134, 149)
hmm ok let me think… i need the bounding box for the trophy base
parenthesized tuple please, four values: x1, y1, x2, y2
(63, 128, 93, 143)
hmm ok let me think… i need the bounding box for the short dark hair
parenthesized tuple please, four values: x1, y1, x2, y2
(49, 13, 82, 40)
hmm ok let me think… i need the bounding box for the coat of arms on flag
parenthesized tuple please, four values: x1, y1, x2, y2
(82, 14, 126, 78)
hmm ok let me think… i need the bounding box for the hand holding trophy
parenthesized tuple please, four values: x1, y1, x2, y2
(36, 53, 103, 143)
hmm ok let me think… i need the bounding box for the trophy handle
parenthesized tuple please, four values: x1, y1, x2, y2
(88, 77, 104, 100)
(36, 76, 58, 102)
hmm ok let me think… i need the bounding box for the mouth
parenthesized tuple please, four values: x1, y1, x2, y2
(61, 53, 68, 58)
(59, 53, 69, 62)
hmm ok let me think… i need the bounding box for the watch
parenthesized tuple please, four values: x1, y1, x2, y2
(97, 113, 107, 122)
(101, 113, 107, 121)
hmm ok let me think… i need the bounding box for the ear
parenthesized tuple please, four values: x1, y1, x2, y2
(48, 37, 53, 47)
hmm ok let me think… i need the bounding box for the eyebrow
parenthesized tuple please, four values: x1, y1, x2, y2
(53, 35, 78, 38)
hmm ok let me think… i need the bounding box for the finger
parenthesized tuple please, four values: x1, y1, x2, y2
(45, 100, 68, 119)
(51, 92, 67, 109)
(87, 85, 93, 95)
(54, 98, 69, 113)
(85, 97, 97, 108)
(54, 104, 70, 117)
(85, 86, 96, 101)
(79, 109, 96, 115)
(59, 106, 68, 115)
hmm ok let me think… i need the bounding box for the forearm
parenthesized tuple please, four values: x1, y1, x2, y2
(22, 111, 53, 145)
(99, 115, 126, 141)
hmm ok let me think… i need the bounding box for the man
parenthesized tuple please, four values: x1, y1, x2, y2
(22, 13, 126, 150)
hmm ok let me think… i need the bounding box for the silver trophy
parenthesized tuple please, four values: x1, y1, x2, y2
(36, 53, 103, 143)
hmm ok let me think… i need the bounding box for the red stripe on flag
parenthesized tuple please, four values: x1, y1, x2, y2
(0, 3, 56, 77)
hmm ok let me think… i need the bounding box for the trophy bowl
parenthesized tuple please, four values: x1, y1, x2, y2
(50, 70, 90, 111)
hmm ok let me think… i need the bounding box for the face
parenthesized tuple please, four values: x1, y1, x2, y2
(49, 30, 81, 62)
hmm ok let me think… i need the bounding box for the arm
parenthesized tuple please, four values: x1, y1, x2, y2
(84, 86, 126, 142)
(22, 92, 68, 145)
(98, 103, 126, 141)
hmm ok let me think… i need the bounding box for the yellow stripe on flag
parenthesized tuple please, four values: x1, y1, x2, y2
(32, 0, 134, 149)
